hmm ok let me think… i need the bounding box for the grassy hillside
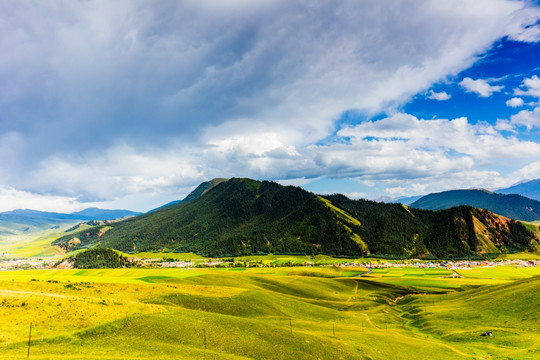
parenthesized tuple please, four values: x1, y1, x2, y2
(410, 189, 540, 221)
(53, 179, 539, 259)
(0, 266, 538, 359)
(325, 195, 538, 257)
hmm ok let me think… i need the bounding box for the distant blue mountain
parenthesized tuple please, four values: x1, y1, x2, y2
(0, 208, 141, 235)
(410, 189, 540, 221)
(70, 207, 141, 220)
(395, 195, 423, 205)
(497, 178, 540, 201)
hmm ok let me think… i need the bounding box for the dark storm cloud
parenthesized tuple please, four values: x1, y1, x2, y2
(0, 0, 539, 210)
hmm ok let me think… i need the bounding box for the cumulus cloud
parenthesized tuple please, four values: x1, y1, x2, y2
(514, 160, 540, 180)
(427, 90, 451, 100)
(21, 112, 540, 211)
(508, 106, 540, 130)
(459, 77, 504, 97)
(506, 97, 525, 107)
(0, 187, 79, 213)
(343, 192, 368, 199)
(29, 144, 204, 202)
(514, 75, 540, 98)
(0, 0, 540, 210)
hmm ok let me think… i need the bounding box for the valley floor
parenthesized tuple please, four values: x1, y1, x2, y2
(0, 266, 539, 360)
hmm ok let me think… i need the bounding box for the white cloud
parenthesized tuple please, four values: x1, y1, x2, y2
(506, 97, 524, 107)
(0, 1, 539, 210)
(459, 77, 504, 97)
(336, 113, 540, 161)
(427, 90, 451, 100)
(343, 192, 368, 199)
(514, 75, 540, 98)
(276, 177, 314, 187)
(15, 111, 540, 212)
(514, 160, 540, 180)
(505, 6, 540, 42)
(508, 106, 540, 130)
(0, 187, 79, 213)
(29, 144, 204, 203)
(494, 119, 516, 132)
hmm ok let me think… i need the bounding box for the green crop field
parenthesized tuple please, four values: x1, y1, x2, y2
(0, 265, 538, 359)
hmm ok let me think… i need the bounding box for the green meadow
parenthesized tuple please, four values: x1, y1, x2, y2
(0, 266, 538, 359)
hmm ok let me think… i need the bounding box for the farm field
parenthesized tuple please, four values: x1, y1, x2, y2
(0, 266, 538, 359)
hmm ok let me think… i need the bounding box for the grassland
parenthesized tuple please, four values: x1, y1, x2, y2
(0, 265, 538, 359)
(0, 230, 67, 258)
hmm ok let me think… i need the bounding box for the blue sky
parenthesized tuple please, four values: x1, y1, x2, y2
(1, 0, 540, 212)
(303, 36, 540, 200)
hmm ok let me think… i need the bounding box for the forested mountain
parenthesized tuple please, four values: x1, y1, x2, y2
(410, 189, 540, 221)
(53, 179, 539, 259)
(59, 248, 135, 269)
(497, 178, 540, 201)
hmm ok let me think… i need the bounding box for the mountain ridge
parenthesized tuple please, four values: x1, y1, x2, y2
(410, 189, 540, 221)
(53, 178, 539, 259)
(497, 178, 540, 201)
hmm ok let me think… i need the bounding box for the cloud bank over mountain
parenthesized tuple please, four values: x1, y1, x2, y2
(1, 0, 540, 211)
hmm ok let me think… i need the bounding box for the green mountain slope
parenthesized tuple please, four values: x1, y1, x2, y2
(410, 189, 540, 221)
(53, 179, 539, 258)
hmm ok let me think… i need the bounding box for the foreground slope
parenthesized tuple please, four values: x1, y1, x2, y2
(410, 189, 540, 221)
(1, 267, 539, 360)
(53, 179, 538, 258)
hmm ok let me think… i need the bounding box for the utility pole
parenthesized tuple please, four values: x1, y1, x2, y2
(202, 328, 207, 359)
(27, 322, 34, 358)
(289, 319, 293, 335)
(332, 322, 335, 338)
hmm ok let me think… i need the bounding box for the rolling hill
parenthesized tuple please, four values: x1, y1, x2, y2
(53, 178, 539, 259)
(410, 189, 540, 221)
(497, 178, 540, 201)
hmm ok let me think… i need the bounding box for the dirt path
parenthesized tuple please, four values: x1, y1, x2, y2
(355, 268, 372, 277)
(361, 313, 377, 328)
(417, 336, 477, 358)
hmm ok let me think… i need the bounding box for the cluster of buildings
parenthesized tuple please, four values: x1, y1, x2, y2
(345, 258, 539, 269)
(0, 257, 56, 271)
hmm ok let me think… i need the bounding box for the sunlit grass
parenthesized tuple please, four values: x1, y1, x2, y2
(0, 266, 538, 359)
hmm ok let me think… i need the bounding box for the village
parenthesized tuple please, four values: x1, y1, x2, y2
(1, 253, 538, 271)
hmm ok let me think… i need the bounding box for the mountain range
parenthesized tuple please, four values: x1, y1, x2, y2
(53, 178, 539, 259)
(0, 208, 141, 236)
(410, 189, 540, 222)
(496, 178, 540, 201)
